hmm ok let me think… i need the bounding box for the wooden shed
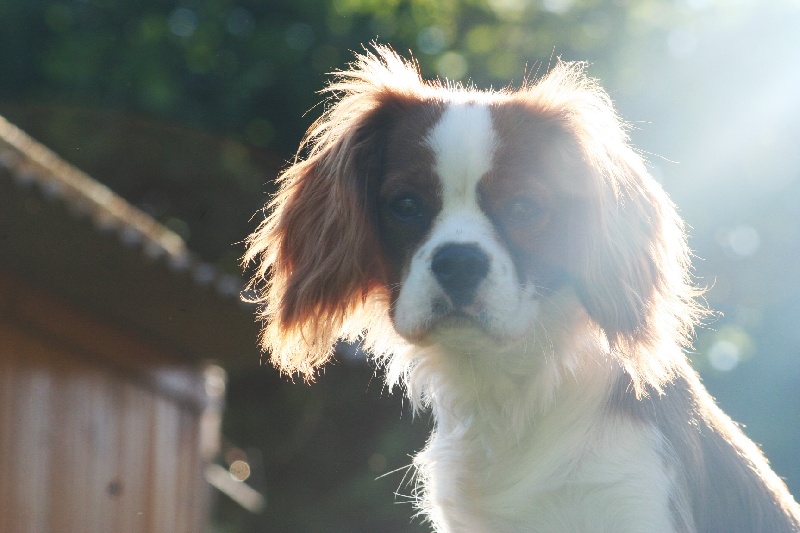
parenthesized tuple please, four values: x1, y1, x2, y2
(0, 116, 260, 532)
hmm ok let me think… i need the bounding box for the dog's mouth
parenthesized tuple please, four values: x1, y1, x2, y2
(394, 295, 489, 344)
(425, 309, 520, 354)
(428, 297, 494, 336)
(434, 311, 481, 329)
(394, 289, 540, 347)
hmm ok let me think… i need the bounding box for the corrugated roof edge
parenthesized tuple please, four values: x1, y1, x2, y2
(0, 114, 244, 300)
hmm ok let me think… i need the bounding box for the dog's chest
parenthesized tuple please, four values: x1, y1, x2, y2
(422, 416, 680, 533)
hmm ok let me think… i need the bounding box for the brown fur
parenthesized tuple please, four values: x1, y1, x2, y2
(484, 78, 706, 395)
(243, 50, 445, 374)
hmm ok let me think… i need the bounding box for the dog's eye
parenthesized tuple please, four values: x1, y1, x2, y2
(507, 199, 539, 223)
(389, 195, 423, 221)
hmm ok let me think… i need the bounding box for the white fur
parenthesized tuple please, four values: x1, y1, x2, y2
(422, 398, 678, 533)
(428, 102, 495, 202)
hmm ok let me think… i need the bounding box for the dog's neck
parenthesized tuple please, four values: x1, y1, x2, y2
(397, 318, 637, 531)
(430, 330, 613, 431)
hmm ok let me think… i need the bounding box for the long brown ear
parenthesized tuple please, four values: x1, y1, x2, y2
(575, 154, 703, 394)
(243, 46, 428, 378)
(536, 62, 705, 394)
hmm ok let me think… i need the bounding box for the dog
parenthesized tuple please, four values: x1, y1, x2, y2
(244, 46, 800, 532)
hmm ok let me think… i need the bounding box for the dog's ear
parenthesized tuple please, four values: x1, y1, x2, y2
(243, 46, 425, 378)
(573, 139, 705, 394)
(539, 63, 704, 394)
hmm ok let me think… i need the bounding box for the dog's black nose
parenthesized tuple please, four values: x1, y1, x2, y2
(431, 243, 490, 307)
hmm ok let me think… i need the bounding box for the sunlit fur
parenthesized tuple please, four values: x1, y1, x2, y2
(244, 46, 800, 531)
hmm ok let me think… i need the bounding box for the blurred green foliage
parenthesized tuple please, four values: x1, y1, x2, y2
(1, 0, 800, 531)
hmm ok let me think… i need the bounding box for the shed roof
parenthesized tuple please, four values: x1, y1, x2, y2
(0, 115, 260, 366)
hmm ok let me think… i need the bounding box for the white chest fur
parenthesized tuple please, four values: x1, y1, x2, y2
(408, 346, 680, 533)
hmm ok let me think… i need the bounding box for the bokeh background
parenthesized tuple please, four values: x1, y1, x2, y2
(2, 0, 799, 530)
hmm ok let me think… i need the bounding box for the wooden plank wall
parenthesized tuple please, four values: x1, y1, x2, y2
(0, 275, 219, 533)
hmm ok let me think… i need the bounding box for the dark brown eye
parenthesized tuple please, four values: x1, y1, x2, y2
(507, 198, 539, 223)
(389, 195, 423, 221)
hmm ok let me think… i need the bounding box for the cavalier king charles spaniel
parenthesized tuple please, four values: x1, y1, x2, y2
(244, 46, 800, 532)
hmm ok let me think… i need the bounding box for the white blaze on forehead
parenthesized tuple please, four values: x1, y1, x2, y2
(426, 102, 496, 208)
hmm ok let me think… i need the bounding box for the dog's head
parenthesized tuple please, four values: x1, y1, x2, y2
(244, 46, 702, 394)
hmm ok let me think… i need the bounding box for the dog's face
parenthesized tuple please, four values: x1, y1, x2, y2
(377, 100, 586, 349)
(245, 47, 700, 392)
